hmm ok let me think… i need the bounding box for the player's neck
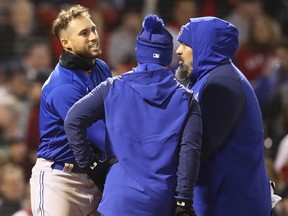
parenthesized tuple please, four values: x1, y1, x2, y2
(59, 51, 95, 72)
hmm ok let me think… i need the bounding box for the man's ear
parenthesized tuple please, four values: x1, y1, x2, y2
(61, 38, 72, 51)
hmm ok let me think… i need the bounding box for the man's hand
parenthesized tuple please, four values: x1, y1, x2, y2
(84, 157, 118, 191)
(174, 198, 197, 216)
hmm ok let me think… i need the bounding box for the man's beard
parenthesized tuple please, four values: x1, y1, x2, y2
(175, 63, 190, 86)
(77, 47, 102, 60)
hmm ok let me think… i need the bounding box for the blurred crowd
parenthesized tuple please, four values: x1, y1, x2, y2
(0, 0, 288, 215)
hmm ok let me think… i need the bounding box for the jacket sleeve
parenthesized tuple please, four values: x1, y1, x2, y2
(175, 94, 202, 199)
(199, 75, 246, 159)
(64, 80, 112, 168)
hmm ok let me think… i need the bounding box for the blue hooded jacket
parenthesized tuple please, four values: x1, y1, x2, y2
(178, 17, 272, 216)
(64, 63, 202, 216)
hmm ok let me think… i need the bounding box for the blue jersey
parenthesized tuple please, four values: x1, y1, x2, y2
(179, 17, 272, 216)
(37, 59, 111, 163)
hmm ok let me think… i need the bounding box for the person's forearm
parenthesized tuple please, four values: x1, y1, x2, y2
(64, 88, 105, 168)
(176, 98, 202, 198)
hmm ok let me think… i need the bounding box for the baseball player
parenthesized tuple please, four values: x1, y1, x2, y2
(29, 5, 111, 216)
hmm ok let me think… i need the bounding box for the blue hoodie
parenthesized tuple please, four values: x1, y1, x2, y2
(178, 17, 272, 216)
(64, 63, 202, 216)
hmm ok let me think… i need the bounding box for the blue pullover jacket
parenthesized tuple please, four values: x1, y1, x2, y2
(64, 63, 202, 216)
(178, 16, 272, 216)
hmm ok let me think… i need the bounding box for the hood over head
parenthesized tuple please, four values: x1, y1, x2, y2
(177, 16, 239, 81)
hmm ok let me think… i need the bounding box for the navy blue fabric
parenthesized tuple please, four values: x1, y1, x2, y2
(64, 63, 202, 216)
(179, 17, 272, 216)
(36, 58, 111, 164)
(196, 64, 246, 159)
(175, 93, 202, 199)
